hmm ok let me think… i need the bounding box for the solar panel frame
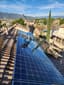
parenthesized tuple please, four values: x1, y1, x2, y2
(12, 31, 64, 85)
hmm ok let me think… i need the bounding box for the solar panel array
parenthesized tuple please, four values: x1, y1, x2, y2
(12, 31, 64, 85)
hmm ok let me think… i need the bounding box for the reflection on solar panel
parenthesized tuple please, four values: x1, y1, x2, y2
(12, 31, 64, 85)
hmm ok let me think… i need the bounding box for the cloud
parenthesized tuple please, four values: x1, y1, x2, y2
(0, 2, 33, 15)
(0, 4, 32, 11)
(38, 1, 64, 10)
(0, 0, 64, 16)
(52, 12, 64, 16)
(0, 0, 63, 11)
(0, 5, 6, 8)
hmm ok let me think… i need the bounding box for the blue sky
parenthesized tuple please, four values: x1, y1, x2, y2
(0, 0, 64, 16)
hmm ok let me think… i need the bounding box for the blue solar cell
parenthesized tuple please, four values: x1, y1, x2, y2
(12, 31, 64, 85)
(21, 68, 26, 73)
(13, 81, 50, 85)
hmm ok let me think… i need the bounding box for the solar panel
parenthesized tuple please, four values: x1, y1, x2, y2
(12, 31, 64, 85)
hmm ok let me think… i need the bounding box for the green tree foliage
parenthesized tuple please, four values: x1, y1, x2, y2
(12, 18, 25, 25)
(46, 10, 51, 42)
(43, 18, 47, 25)
(2, 23, 7, 27)
(35, 19, 39, 24)
(32, 11, 52, 52)
(0, 20, 1, 24)
(51, 18, 54, 23)
(35, 18, 47, 25)
(0, 20, 2, 28)
(17, 18, 24, 25)
(59, 18, 64, 25)
(35, 18, 54, 25)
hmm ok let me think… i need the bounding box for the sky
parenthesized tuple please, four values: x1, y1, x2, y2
(0, 0, 64, 16)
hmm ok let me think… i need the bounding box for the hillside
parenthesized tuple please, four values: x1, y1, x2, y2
(0, 12, 34, 20)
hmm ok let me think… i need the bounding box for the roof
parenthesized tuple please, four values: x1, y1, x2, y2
(53, 28, 64, 39)
(60, 24, 64, 28)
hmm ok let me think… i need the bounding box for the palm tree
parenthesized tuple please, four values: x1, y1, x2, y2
(46, 10, 51, 42)
(32, 10, 52, 52)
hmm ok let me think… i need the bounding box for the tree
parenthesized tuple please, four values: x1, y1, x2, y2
(35, 19, 39, 24)
(32, 11, 52, 52)
(46, 10, 51, 42)
(3, 23, 7, 27)
(43, 18, 47, 25)
(12, 18, 25, 25)
(17, 18, 24, 25)
(59, 18, 64, 25)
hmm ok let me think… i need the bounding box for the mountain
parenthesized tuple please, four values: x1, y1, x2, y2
(35, 16, 64, 19)
(52, 16, 64, 18)
(0, 12, 25, 19)
(0, 12, 64, 20)
(0, 12, 35, 20)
